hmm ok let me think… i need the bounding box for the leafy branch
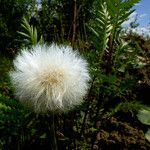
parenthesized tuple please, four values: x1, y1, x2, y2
(89, 2, 113, 55)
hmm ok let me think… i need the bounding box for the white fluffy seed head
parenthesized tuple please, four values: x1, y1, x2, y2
(10, 44, 90, 113)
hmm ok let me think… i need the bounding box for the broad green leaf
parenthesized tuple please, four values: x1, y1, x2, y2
(145, 129, 150, 142)
(137, 109, 150, 125)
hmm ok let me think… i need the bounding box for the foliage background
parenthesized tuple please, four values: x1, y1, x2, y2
(0, 0, 150, 149)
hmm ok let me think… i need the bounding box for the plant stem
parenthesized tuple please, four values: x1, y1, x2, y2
(50, 112, 58, 150)
(80, 77, 95, 136)
(106, 34, 114, 74)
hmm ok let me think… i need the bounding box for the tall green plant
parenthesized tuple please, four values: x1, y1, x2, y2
(89, 0, 140, 74)
(83, 1, 142, 146)
(89, 2, 113, 56)
(86, 1, 141, 109)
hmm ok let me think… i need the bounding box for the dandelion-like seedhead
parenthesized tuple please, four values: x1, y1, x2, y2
(10, 44, 90, 113)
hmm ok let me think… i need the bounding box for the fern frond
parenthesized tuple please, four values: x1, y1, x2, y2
(89, 2, 113, 54)
(107, 101, 148, 117)
(18, 17, 43, 46)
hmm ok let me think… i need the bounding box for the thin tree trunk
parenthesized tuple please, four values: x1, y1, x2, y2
(72, 0, 77, 48)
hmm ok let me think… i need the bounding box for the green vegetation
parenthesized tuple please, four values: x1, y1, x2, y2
(18, 17, 43, 46)
(137, 108, 150, 142)
(0, 0, 150, 149)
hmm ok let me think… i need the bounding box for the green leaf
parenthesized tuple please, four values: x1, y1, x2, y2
(145, 129, 150, 142)
(17, 31, 30, 38)
(40, 133, 47, 139)
(89, 27, 99, 38)
(89, 127, 98, 132)
(137, 109, 150, 125)
(0, 103, 11, 110)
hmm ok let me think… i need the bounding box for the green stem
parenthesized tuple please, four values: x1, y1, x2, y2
(80, 76, 95, 136)
(50, 112, 58, 150)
